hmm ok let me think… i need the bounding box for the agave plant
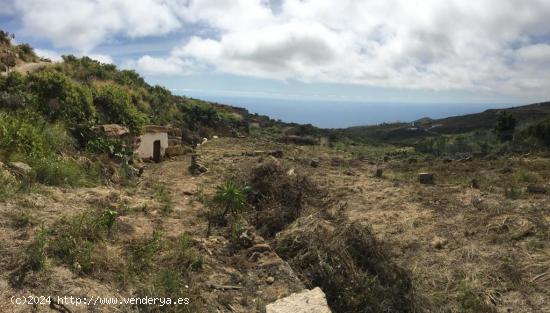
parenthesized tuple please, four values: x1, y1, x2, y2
(212, 182, 246, 219)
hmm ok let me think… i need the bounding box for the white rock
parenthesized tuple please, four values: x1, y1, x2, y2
(266, 287, 332, 313)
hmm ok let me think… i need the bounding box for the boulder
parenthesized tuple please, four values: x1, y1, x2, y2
(266, 287, 332, 313)
(418, 173, 434, 185)
(98, 124, 129, 137)
(310, 159, 320, 168)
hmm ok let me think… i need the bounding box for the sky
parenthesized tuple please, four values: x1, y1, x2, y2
(1, 0, 550, 106)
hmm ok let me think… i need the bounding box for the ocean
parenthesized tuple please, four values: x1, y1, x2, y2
(177, 94, 516, 129)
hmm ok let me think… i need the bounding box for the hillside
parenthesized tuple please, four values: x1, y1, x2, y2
(339, 102, 550, 144)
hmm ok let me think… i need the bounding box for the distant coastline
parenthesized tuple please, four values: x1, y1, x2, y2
(176, 93, 516, 128)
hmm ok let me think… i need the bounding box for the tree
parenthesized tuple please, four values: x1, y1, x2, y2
(527, 118, 550, 146)
(494, 111, 516, 141)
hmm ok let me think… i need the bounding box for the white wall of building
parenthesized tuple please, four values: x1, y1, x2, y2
(136, 132, 168, 159)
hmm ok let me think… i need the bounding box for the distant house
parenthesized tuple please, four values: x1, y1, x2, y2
(97, 124, 184, 162)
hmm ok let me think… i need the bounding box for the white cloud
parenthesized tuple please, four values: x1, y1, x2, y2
(12, 0, 180, 51)
(87, 54, 114, 64)
(162, 0, 550, 98)
(34, 49, 113, 64)
(34, 49, 62, 62)
(134, 55, 194, 75)
(9, 0, 550, 98)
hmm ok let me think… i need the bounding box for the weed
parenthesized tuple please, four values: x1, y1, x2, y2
(504, 184, 522, 199)
(32, 156, 101, 187)
(26, 226, 48, 271)
(457, 283, 496, 313)
(49, 209, 116, 274)
(11, 211, 33, 228)
(513, 169, 541, 183)
(153, 183, 173, 214)
(127, 231, 163, 272)
(99, 209, 118, 233)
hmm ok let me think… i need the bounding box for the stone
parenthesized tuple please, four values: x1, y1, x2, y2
(431, 236, 448, 249)
(269, 150, 284, 158)
(249, 243, 271, 254)
(266, 276, 275, 285)
(310, 159, 320, 168)
(418, 173, 434, 185)
(266, 287, 332, 313)
(189, 154, 208, 175)
(98, 124, 130, 137)
(8, 162, 32, 177)
(527, 184, 547, 194)
(237, 230, 254, 248)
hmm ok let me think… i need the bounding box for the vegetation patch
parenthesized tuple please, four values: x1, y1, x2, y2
(275, 216, 414, 313)
(247, 161, 323, 237)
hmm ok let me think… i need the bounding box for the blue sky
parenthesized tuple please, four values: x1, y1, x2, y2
(1, 0, 550, 105)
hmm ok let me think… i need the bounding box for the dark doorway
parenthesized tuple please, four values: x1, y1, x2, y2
(153, 140, 161, 163)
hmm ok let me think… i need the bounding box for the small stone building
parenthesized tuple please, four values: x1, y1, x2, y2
(135, 125, 185, 162)
(135, 125, 169, 162)
(97, 124, 185, 162)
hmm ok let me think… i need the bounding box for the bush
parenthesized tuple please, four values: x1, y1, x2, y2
(16, 43, 38, 62)
(526, 118, 550, 146)
(28, 70, 96, 124)
(93, 85, 147, 133)
(0, 112, 50, 158)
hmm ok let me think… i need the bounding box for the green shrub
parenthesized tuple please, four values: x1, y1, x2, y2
(0, 112, 46, 157)
(526, 118, 550, 146)
(31, 156, 101, 187)
(93, 85, 147, 133)
(16, 43, 38, 62)
(28, 70, 96, 124)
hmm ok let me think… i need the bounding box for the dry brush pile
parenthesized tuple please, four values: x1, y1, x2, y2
(245, 160, 416, 313)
